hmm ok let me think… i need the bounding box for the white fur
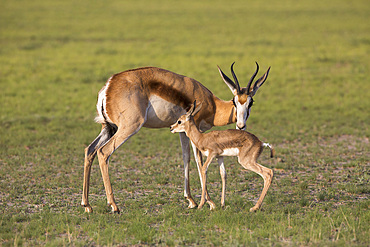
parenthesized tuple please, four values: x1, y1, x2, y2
(218, 158, 226, 176)
(263, 143, 272, 149)
(221, 148, 240, 156)
(143, 95, 186, 128)
(95, 77, 114, 124)
(202, 148, 239, 157)
(235, 95, 251, 130)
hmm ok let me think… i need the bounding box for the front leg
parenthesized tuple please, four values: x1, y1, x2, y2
(179, 133, 197, 208)
(198, 153, 216, 210)
(190, 142, 216, 210)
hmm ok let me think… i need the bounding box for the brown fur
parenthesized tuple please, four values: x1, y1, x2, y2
(82, 65, 270, 213)
(171, 110, 274, 212)
(237, 94, 249, 105)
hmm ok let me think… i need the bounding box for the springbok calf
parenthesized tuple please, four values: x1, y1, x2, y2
(81, 63, 270, 213)
(170, 101, 274, 212)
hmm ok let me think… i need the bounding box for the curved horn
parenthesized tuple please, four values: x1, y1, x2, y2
(246, 62, 259, 94)
(251, 66, 270, 96)
(230, 62, 241, 94)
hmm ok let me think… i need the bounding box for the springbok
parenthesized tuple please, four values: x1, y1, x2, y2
(170, 101, 274, 211)
(81, 63, 270, 213)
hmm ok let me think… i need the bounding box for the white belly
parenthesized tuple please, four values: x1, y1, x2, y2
(202, 148, 239, 157)
(221, 148, 239, 156)
(143, 95, 186, 128)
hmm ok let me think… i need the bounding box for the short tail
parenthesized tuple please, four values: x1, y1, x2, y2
(263, 143, 275, 158)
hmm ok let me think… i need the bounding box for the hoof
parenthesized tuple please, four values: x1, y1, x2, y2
(186, 197, 198, 209)
(208, 202, 216, 211)
(197, 202, 205, 209)
(84, 206, 93, 213)
(110, 204, 120, 214)
(249, 206, 259, 212)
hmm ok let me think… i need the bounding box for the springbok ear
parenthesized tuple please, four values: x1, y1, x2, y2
(250, 67, 270, 96)
(186, 100, 197, 117)
(218, 65, 238, 95)
(192, 101, 202, 117)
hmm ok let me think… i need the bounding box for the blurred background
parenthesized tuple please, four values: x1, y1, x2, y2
(0, 0, 368, 245)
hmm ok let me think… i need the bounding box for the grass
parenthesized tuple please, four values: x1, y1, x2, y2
(0, 0, 369, 246)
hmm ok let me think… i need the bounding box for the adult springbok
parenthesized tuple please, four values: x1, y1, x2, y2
(81, 62, 270, 213)
(170, 101, 274, 212)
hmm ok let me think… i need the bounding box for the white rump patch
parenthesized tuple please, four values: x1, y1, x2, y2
(95, 78, 114, 124)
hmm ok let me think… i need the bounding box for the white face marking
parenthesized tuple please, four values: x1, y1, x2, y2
(221, 148, 240, 156)
(144, 95, 186, 128)
(235, 95, 252, 130)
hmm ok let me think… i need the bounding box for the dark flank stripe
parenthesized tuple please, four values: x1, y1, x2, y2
(148, 80, 193, 110)
(101, 98, 107, 122)
(104, 67, 220, 126)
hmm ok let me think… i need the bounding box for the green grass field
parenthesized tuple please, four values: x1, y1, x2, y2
(1, 0, 369, 246)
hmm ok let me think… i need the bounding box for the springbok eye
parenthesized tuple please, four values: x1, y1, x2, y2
(177, 120, 182, 124)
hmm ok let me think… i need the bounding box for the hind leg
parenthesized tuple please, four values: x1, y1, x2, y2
(81, 125, 114, 213)
(97, 118, 146, 213)
(198, 153, 216, 210)
(217, 157, 226, 208)
(240, 160, 273, 212)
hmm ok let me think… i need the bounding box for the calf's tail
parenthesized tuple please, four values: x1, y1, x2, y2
(263, 143, 275, 158)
